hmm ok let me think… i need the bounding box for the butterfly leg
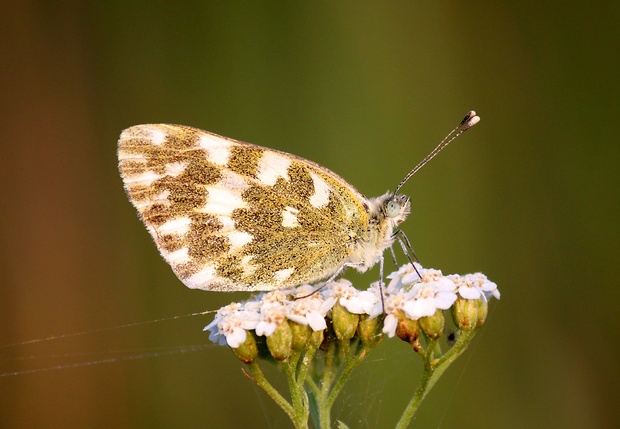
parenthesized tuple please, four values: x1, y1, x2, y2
(388, 245, 398, 267)
(392, 229, 422, 278)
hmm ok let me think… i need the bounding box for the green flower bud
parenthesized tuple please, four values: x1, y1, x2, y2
(357, 314, 384, 348)
(331, 302, 359, 341)
(452, 298, 480, 329)
(309, 328, 325, 349)
(419, 310, 445, 340)
(232, 331, 259, 364)
(290, 322, 312, 351)
(396, 314, 420, 347)
(266, 322, 293, 361)
(476, 297, 489, 327)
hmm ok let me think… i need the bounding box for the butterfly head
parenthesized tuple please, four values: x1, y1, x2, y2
(384, 194, 410, 226)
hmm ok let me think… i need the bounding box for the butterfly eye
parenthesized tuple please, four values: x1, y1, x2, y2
(386, 198, 403, 218)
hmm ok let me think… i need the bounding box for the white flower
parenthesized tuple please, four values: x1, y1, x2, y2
(450, 273, 500, 300)
(219, 317, 248, 348)
(291, 284, 316, 298)
(470, 273, 500, 300)
(325, 278, 356, 299)
(402, 280, 457, 320)
(321, 278, 382, 317)
(355, 282, 385, 318)
(418, 268, 453, 289)
(381, 290, 408, 338)
(383, 313, 399, 338)
(341, 289, 378, 314)
(205, 304, 260, 348)
(255, 302, 288, 337)
(356, 288, 384, 317)
(287, 285, 329, 331)
(386, 263, 422, 293)
(204, 302, 241, 332)
(261, 290, 288, 305)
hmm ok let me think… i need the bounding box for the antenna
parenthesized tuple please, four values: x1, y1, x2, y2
(392, 110, 480, 197)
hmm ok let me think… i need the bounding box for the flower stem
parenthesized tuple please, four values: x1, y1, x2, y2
(326, 342, 369, 408)
(314, 342, 337, 429)
(395, 328, 477, 429)
(249, 361, 299, 426)
(303, 340, 371, 429)
(282, 355, 310, 429)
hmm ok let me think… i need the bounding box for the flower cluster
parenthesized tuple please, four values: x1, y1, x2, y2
(204, 263, 499, 361)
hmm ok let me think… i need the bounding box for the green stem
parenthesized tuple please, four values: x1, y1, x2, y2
(314, 342, 337, 429)
(297, 346, 317, 391)
(249, 361, 297, 425)
(305, 376, 320, 397)
(326, 343, 369, 408)
(282, 353, 310, 429)
(305, 340, 371, 429)
(395, 328, 477, 429)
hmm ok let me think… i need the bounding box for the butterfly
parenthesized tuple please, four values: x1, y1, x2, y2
(117, 111, 479, 292)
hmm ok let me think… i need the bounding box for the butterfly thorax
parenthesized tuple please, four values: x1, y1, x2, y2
(346, 192, 411, 272)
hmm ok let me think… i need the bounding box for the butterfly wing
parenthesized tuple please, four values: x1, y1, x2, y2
(118, 124, 372, 291)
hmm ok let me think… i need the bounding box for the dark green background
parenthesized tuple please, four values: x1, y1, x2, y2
(1, 2, 618, 428)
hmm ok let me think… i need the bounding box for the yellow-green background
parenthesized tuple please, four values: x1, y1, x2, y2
(1, 2, 618, 428)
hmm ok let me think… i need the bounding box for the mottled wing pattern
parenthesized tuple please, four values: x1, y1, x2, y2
(118, 124, 371, 291)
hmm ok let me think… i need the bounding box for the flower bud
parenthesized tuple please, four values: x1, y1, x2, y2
(331, 302, 359, 341)
(290, 321, 312, 351)
(476, 297, 489, 327)
(266, 322, 293, 361)
(357, 315, 383, 348)
(395, 315, 420, 346)
(452, 297, 480, 329)
(419, 310, 445, 340)
(309, 328, 325, 349)
(232, 331, 259, 364)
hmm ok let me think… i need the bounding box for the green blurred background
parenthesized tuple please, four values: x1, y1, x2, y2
(1, 1, 618, 428)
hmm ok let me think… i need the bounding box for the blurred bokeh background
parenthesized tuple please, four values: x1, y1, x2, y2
(1, 2, 618, 428)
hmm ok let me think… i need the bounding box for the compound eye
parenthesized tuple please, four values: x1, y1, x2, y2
(386, 199, 402, 218)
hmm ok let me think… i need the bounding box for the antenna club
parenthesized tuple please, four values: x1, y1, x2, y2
(461, 110, 476, 124)
(460, 110, 480, 130)
(464, 114, 480, 130)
